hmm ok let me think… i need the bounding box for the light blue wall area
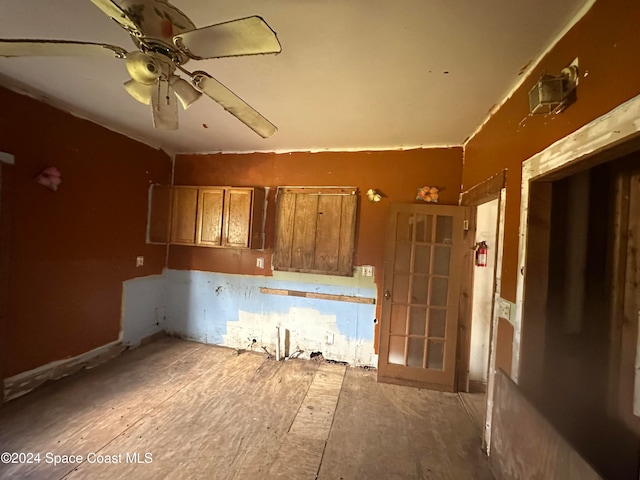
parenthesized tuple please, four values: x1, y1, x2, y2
(121, 274, 167, 347)
(163, 268, 378, 364)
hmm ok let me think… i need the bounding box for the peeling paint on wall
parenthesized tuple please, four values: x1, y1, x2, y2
(163, 269, 378, 366)
(226, 308, 376, 366)
(121, 274, 167, 347)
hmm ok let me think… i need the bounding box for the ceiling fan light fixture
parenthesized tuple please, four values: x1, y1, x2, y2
(170, 76, 202, 109)
(125, 51, 161, 84)
(123, 79, 153, 105)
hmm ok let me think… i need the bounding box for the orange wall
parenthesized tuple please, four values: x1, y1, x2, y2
(0, 86, 172, 378)
(463, 0, 640, 302)
(171, 148, 463, 316)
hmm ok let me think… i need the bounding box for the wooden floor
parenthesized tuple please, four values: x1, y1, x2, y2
(0, 338, 494, 479)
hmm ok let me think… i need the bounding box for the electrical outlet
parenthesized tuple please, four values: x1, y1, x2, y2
(256, 257, 264, 269)
(362, 266, 374, 277)
(326, 333, 335, 345)
(497, 298, 511, 320)
(136, 256, 144, 267)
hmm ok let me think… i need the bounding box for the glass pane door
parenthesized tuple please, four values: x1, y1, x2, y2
(379, 204, 465, 391)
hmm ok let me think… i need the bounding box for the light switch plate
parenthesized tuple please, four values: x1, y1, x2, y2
(362, 266, 374, 277)
(256, 257, 264, 269)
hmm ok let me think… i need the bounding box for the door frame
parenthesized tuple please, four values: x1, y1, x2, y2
(513, 93, 640, 390)
(459, 171, 507, 451)
(506, 95, 640, 459)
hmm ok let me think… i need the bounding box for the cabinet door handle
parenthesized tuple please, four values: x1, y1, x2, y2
(384, 290, 391, 300)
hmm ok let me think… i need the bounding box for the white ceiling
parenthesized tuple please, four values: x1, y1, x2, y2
(0, 0, 593, 154)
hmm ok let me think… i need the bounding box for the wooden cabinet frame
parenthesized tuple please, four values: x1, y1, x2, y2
(273, 187, 357, 276)
(148, 185, 264, 249)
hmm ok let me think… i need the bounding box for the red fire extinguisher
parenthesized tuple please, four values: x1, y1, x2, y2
(475, 241, 488, 267)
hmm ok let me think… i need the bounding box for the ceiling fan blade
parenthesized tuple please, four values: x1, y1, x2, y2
(191, 71, 277, 138)
(89, 0, 137, 30)
(0, 39, 127, 58)
(151, 78, 178, 130)
(174, 16, 281, 60)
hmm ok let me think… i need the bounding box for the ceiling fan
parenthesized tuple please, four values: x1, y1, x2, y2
(0, 0, 281, 138)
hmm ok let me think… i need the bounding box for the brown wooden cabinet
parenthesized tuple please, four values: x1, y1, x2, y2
(171, 186, 199, 245)
(148, 185, 263, 249)
(196, 188, 225, 246)
(273, 187, 357, 276)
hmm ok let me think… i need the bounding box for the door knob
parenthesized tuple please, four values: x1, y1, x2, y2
(384, 290, 391, 300)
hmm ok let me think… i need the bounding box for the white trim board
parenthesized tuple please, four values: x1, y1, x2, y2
(484, 187, 507, 455)
(512, 92, 640, 382)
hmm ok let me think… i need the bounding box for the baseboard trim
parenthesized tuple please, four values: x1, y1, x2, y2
(139, 330, 167, 347)
(3, 340, 125, 402)
(469, 380, 488, 393)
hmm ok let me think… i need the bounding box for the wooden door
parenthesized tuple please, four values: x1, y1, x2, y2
(273, 188, 357, 276)
(197, 188, 224, 246)
(170, 186, 198, 245)
(223, 188, 253, 247)
(378, 204, 467, 392)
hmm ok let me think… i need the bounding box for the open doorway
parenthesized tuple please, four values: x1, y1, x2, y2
(469, 197, 499, 393)
(457, 173, 506, 445)
(459, 198, 499, 435)
(518, 152, 640, 479)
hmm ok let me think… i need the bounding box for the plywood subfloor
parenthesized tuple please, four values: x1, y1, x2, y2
(459, 392, 486, 436)
(0, 338, 494, 479)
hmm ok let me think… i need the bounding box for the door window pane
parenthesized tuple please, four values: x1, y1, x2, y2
(396, 212, 413, 241)
(414, 215, 433, 243)
(430, 277, 449, 306)
(427, 340, 445, 370)
(394, 242, 412, 273)
(411, 275, 429, 304)
(390, 305, 408, 334)
(428, 309, 447, 338)
(409, 306, 427, 335)
(435, 215, 453, 244)
(413, 245, 431, 274)
(407, 338, 425, 367)
(433, 246, 450, 276)
(393, 274, 410, 303)
(388, 336, 406, 365)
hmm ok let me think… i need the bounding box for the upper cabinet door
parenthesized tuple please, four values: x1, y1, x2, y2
(223, 188, 253, 248)
(170, 187, 198, 245)
(197, 188, 225, 246)
(149, 185, 263, 249)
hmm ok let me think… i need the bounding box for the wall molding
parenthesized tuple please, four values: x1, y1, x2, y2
(459, 170, 506, 206)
